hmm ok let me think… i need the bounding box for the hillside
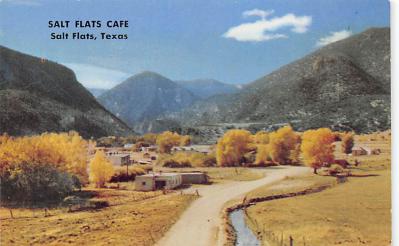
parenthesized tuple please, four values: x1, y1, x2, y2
(175, 79, 240, 99)
(0, 46, 133, 138)
(98, 71, 199, 133)
(173, 27, 390, 133)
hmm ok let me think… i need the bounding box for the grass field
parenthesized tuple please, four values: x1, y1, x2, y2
(0, 189, 196, 246)
(244, 133, 391, 246)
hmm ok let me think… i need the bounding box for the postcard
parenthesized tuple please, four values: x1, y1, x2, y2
(0, 1, 391, 245)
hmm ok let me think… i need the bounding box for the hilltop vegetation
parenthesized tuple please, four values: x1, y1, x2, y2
(0, 46, 132, 138)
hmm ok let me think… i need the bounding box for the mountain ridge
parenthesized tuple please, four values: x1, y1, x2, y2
(170, 27, 390, 133)
(98, 71, 199, 133)
(175, 79, 240, 98)
(0, 45, 133, 138)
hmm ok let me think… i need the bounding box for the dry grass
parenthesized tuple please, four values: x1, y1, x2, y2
(244, 133, 391, 246)
(0, 189, 196, 246)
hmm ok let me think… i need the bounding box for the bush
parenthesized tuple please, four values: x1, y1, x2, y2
(0, 163, 78, 204)
(158, 152, 216, 168)
(110, 166, 146, 182)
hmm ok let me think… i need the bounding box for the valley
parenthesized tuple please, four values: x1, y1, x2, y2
(0, 23, 392, 246)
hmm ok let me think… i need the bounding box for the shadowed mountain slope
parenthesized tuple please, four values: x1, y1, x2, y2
(0, 46, 133, 138)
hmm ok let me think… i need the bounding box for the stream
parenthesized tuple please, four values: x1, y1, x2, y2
(229, 209, 261, 246)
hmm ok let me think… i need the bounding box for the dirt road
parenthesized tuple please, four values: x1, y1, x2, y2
(156, 166, 311, 246)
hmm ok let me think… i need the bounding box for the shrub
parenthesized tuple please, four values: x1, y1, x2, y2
(110, 166, 146, 182)
(0, 162, 78, 204)
(158, 152, 216, 168)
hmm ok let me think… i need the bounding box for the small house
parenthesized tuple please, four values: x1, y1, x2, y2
(124, 143, 134, 149)
(351, 146, 368, 156)
(135, 173, 182, 191)
(107, 154, 130, 166)
(138, 160, 152, 165)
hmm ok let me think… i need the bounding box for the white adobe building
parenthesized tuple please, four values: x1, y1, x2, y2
(135, 173, 182, 191)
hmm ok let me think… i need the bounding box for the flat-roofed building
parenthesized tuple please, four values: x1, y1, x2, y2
(180, 172, 208, 184)
(135, 173, 182, 191)
(106, 154, 130, 166)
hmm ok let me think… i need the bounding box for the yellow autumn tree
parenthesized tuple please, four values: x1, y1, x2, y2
(89, 151, 115, 188)
(142, 133, 158, 145)
(180, 135, 191, 146)
(268, 126, 300, 165)
(341, 132, 354, 154)
(216, 129, 252, 166)
(301, 128, 335, 174)
(156, 131, 182, 153)
(253, 131, 269, 144)
(0, 131, 88, 183)
(255, 144, 271, 165)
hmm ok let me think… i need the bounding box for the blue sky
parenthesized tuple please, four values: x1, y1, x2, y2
(0, 0, 390, 89)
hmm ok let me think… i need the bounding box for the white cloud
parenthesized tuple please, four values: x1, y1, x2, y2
(316, 30, 352, 47)
(243, 9, 274, 19)
(62, 63, 130, 89)
(223, 9, 312, 42)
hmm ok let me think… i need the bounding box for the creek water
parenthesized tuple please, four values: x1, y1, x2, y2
(229, 209, 261, 246)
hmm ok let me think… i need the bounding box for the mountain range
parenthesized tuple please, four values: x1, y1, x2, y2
(0, 27, 390, 139)
(169, 27, 390, 134)
(174, 79, 240, 99)
(0, 46, 132, 138)
(96, 74, 240, 133)
(97, 72, 199, 133)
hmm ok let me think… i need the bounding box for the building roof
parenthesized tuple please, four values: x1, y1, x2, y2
(140, 173, 181, 178)
(108, 154, 130, 158)
(352, 145, 372, 151)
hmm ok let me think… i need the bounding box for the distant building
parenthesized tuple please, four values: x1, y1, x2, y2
(351, 146, 368, 156)
(351, 145, 380, 156)
(107, 154, 130, 166)
(141, 146, 157, 152)
(172, 145, 211, 154)
(124, 143, 134, 149)
(138, 160, 152, 165)
(135, 173, 182, 191)
(180, 172, 208, 184)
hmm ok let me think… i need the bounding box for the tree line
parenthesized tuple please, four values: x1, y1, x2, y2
(216, 126, 354, 174)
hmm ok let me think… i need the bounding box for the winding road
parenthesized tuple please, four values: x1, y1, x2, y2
(156, 166, 311, 246)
